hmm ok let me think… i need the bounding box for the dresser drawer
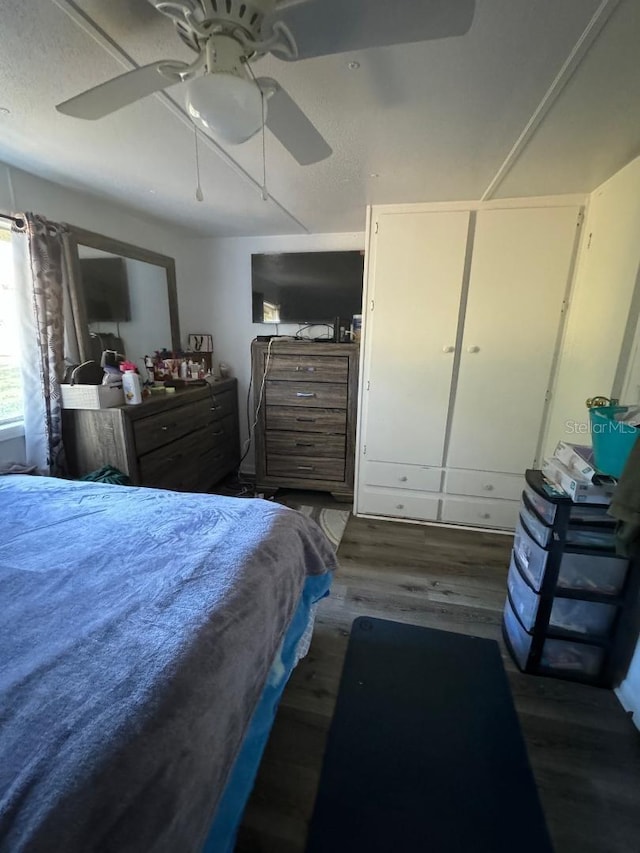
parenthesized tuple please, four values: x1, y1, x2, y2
(445, 469, 524, 501)
(134, 399, 214, 456)
(363, 461, 442, 492)
(209, 387, 235, 421)
(267, 455, 345, 482)
(358, 488, 440, 522)
(209, 413, 236, 447)
(265, 406, 347, 434)
(139, 425, 234, 490)
(266, 381, 347, 409)
(267, 431, 345, 459)
(440, 497, 519, 530)
(266, 354, 348, 383)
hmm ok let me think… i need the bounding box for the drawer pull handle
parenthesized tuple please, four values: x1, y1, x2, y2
(211, 405, 222, 411)
(483, 484, 494, 491)
(296, 417, 316, 422)
(295, 366, 315, 372)
(480, 513, 491, 519)
(296, 442, 315, 447)
(161, 426, 169, 431)
(296, 392, 316, 398)
(399, 476, 408, 482)
(396, 504, 405, 510)
(212, 430, 225, 437)
(297, 465, 314, 471)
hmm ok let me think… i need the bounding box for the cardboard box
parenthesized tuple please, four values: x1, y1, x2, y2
(542, 457, 615, 504)
(61, 384, 124, 410)
(553, 441, 597, 481)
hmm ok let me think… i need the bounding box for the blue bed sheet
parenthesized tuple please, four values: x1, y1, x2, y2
(204, 573, 331, 853)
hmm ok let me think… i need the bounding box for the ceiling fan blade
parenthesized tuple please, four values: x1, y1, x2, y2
(266, 0, 475, 61)
(56, 61, 189, 120)
(258, 78, 332, 166)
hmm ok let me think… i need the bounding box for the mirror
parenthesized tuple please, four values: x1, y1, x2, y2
(67, 226, 180, 367)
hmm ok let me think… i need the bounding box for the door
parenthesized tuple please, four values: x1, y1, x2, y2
(363, 210, 470, 467)
(447, 206, 581, 473)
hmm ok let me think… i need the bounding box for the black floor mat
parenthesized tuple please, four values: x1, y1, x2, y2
(306, 617, 554, 853)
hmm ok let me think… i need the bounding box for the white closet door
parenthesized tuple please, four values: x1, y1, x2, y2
(447, 206, 581, 473)
(364, 210, 470, 466)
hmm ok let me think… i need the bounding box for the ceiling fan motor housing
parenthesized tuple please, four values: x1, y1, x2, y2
(153, 0, 275, 52)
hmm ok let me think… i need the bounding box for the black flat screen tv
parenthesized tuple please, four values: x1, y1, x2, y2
(80, 257, 131, 323)
(251, 251, 364, 324)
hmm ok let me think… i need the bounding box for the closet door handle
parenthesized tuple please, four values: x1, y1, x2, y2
(442, 346, 455, 354)
(467, 346, 480, 354)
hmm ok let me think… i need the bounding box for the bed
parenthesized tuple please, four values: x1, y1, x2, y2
(0, 475, 337, 853)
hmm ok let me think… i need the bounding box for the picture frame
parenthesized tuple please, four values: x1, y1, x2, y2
(188, 333, 213, 353)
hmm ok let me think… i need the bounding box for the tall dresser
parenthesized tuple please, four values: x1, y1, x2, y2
(63, 379, 239, 493)
(252, 340, 359, 500)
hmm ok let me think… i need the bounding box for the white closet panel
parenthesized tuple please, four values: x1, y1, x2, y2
(364, 211, 470, 467)
(447, 206, 580, 473)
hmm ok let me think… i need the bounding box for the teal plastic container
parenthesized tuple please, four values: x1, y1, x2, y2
(589, 406, 639, 477)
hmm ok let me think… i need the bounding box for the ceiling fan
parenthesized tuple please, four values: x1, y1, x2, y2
(56, 0, 476, 166)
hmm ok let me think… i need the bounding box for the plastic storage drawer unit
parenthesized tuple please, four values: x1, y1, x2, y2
(507, 556, 618, 637)
(504, 599, 605, 678)
(513, 517, 628, 596)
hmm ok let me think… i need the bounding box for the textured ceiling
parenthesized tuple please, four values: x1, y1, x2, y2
(0, 0, 637, 236)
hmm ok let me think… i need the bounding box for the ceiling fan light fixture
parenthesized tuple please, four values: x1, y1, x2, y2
(186, 73, 265, 145)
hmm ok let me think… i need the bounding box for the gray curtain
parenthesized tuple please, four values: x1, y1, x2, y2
(14, 213, 75, 476)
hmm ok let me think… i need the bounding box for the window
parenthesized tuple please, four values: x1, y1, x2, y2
(262, 300, 280, 323)
(0, 225, 23, 436)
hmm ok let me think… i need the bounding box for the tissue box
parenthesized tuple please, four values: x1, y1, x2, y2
(542, 457, 615, 504)
(60, 384, 124, 410)
(553, 441, 596, 481)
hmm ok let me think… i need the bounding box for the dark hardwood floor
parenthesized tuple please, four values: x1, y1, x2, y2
(235, 506, 640, 853)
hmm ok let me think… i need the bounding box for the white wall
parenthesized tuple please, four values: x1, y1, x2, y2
(0, 161, 208, 466)
(201, 232, 365, 472)
(544, 155, 640, 456)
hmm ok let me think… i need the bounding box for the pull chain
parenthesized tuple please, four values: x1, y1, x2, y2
(260, 87, 268, 202)
(194, 125, 204, 202)
(243, 57, 269, 202)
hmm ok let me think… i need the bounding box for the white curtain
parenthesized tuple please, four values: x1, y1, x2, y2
(14, 214, 76, 475)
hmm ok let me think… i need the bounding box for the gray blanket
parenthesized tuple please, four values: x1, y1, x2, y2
(0, 476, 337, 852)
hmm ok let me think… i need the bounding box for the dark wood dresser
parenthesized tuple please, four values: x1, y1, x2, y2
(252, 341, 359, 500)
(63, 379, 239, 492)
